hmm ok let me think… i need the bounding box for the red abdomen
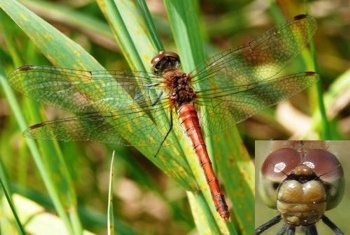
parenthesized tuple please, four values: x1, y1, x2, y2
(177, 103, 230, 220)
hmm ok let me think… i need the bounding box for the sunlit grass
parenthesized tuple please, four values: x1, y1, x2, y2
(0, 0, 349, 234)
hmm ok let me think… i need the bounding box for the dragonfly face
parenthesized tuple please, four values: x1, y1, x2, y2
(256, 141, 345, 235)
(151, 51, 181, 76)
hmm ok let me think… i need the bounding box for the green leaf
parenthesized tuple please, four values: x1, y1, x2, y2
(1, 0, 253, 233)
(164, 0, 253, 233)
(107, 151, 115, 235)
(0, 1, 84, 234)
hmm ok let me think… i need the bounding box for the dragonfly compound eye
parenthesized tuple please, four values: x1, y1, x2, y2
(259, 148, 302, 208)
(304, 149, 344, 210)
(151, 51, 181, 75)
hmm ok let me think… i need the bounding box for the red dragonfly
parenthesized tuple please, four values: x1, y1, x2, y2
(9, 14, 318, 220)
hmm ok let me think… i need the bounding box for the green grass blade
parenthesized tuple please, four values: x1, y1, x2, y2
(0, 0, 103, 70)
(3, 0, 194, 193)
(0, 63, 78, 234)
(311, 43, 332, 139)
(21, 0, 116, 49)
(107, 151, 115, 235)
(136, 0, 163, 50)
(318, 69, 350, 139)
(0, 150, 26, 234)
(97, 0, 159, 71)
(163, 0, 220, 228)
(163, 0, 205, 71)
(187, 191, 222, 234)
(0, 0, 99, 234)
(96, 0, 196, 190)
(2, 0, 196, 230)
(164, 0, 254, 233)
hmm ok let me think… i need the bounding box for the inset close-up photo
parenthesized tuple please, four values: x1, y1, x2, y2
(255, 141, 350, 235)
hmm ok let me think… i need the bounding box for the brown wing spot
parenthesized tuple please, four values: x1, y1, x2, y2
(294, 14, 307, 20)
(305, 71, 316, 76)
(29, 123, 45, 129)
(18, 65, 35, 71)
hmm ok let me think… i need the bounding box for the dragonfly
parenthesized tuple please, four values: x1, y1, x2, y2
(255, 141, 344, 234)
(9, 14, 318, 220)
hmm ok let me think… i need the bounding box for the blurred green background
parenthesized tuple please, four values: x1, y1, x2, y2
(0, 0, 349, 234)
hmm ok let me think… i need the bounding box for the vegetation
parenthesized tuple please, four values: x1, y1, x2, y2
(0, 0, 349, 234)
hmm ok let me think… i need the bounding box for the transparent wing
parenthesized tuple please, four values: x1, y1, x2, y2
(191, 14, 317, 87)
(8, 65, 162, 114)
(22, 104, 176, 152)
(196, 72, 318, 132)
(190, 14, 317, 132)
(9, 65, 175, 150)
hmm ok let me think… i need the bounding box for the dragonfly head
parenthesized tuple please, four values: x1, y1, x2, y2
(151, 51, 181, 76)
(259, 144, 344, 216)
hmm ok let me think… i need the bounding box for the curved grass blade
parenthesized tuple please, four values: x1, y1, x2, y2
(163, 0, 249, 233)
(0, 4, 82, 233)
(2, 3, 198, 232)
(107, 151, 115, 235)
(96, 0, 196, 190)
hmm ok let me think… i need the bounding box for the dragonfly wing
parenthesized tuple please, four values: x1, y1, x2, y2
(197, 72, 318, 133)
(192, 15, 317, 89)
(24, 105, 173, 149)
(8, 65, 162, 113)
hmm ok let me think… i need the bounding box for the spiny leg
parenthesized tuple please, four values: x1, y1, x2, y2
(322, 215, 344, 235)
(255, 215, 282, 234)
(304, 224, 317, 235)
(286, 226, 295, 235)
(277, 224, 288, 235)
(154, 108, 173, 157)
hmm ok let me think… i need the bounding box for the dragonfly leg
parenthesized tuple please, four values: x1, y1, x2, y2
(286, 226, 295, 235)
(255, 215, 282, 234)
(304, 224, 317, 235)
(154, 108, 173, 157)
(151, 90, 163, 106)
(277, 224, 288, 235)
(322, 215, 344, 235)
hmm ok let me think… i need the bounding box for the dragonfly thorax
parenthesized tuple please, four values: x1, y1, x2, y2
(163, 69, 196, 107)
(277, 164, 327, 226)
